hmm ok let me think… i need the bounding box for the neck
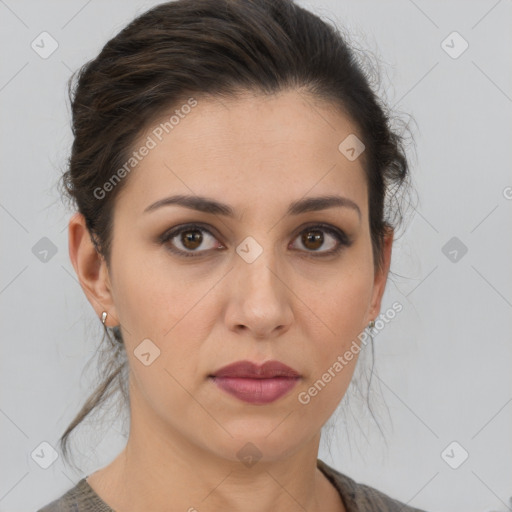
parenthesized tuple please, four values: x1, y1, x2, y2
(86, 380, 344, 512)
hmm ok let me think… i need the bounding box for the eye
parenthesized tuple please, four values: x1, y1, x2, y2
(160, 223, 224, 257)
(289, 223, 350, 256)
(160, 222, 351, 258)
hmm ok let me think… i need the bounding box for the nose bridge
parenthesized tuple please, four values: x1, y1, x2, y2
(229, 234, 292, 336)
(237, 235, 281, 301)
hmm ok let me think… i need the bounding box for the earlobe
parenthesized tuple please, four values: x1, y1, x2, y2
(68, 212, 119, 325)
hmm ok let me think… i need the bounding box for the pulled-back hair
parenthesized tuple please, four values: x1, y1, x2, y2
(59, 0, 414, 468)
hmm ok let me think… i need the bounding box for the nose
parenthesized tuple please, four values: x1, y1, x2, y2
(224, 246, 293, 339)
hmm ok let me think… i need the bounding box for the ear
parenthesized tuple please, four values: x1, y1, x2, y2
(367, 225, 393, 323)
(68, 212, 119, 327)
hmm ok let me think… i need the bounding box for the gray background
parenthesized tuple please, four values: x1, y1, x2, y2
(1, 1, 511, 511)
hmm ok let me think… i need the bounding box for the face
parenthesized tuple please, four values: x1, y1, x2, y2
(72, 89, 392, 465)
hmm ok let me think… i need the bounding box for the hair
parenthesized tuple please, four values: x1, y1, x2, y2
(58, 0, 415, 469)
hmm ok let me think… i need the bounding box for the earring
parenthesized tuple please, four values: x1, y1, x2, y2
(101, 311, 108, 325)
(368, 319, 375, 329)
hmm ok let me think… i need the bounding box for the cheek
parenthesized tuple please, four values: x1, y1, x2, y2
(303, 260, 374, 342)
(110, 248, 194, 339)
(296, 259, 374, 400)
(113, 260, 209, 416)
(110, 252, 220, 386)
(327, 276, 372, 340)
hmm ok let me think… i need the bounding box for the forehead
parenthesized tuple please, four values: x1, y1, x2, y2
(117, 89, 368, 217)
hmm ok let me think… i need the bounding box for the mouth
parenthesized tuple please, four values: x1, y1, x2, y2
(208, 360, 301, 405)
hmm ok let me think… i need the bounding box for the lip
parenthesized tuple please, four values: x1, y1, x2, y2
(209, 360, 301, 404)
(211, 360, 301, 379)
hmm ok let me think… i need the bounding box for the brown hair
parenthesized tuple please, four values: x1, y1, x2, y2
(59, 0, 414, 468)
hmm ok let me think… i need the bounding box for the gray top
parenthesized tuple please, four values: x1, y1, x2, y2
(37, 458, 427, 511)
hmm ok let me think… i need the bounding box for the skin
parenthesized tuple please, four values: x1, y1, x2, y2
(69, 89, 393, 512)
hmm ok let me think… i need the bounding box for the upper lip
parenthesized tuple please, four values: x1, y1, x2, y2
(210, 360, 301, 379)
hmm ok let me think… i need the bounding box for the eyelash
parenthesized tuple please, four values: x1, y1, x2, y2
(159, 222, 352, 259)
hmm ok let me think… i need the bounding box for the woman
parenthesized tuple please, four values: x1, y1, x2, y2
(38, 0, 424, 510)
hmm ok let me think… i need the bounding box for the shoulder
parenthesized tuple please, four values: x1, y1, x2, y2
(36, 477, 112, 512)
(40, 463, 428, 512)
(317, 459, 428, 512)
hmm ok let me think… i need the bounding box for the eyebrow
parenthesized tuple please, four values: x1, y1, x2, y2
(143, 194, 361, 220)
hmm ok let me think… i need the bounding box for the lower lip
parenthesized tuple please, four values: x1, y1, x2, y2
(210, 376, 300, 404)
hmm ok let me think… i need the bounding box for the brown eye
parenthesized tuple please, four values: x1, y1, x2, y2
(181, 229, 203, 250)
(290, 224, 349, 256)
(302, 230, 324, 250)
(161, 224, 222, 257)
